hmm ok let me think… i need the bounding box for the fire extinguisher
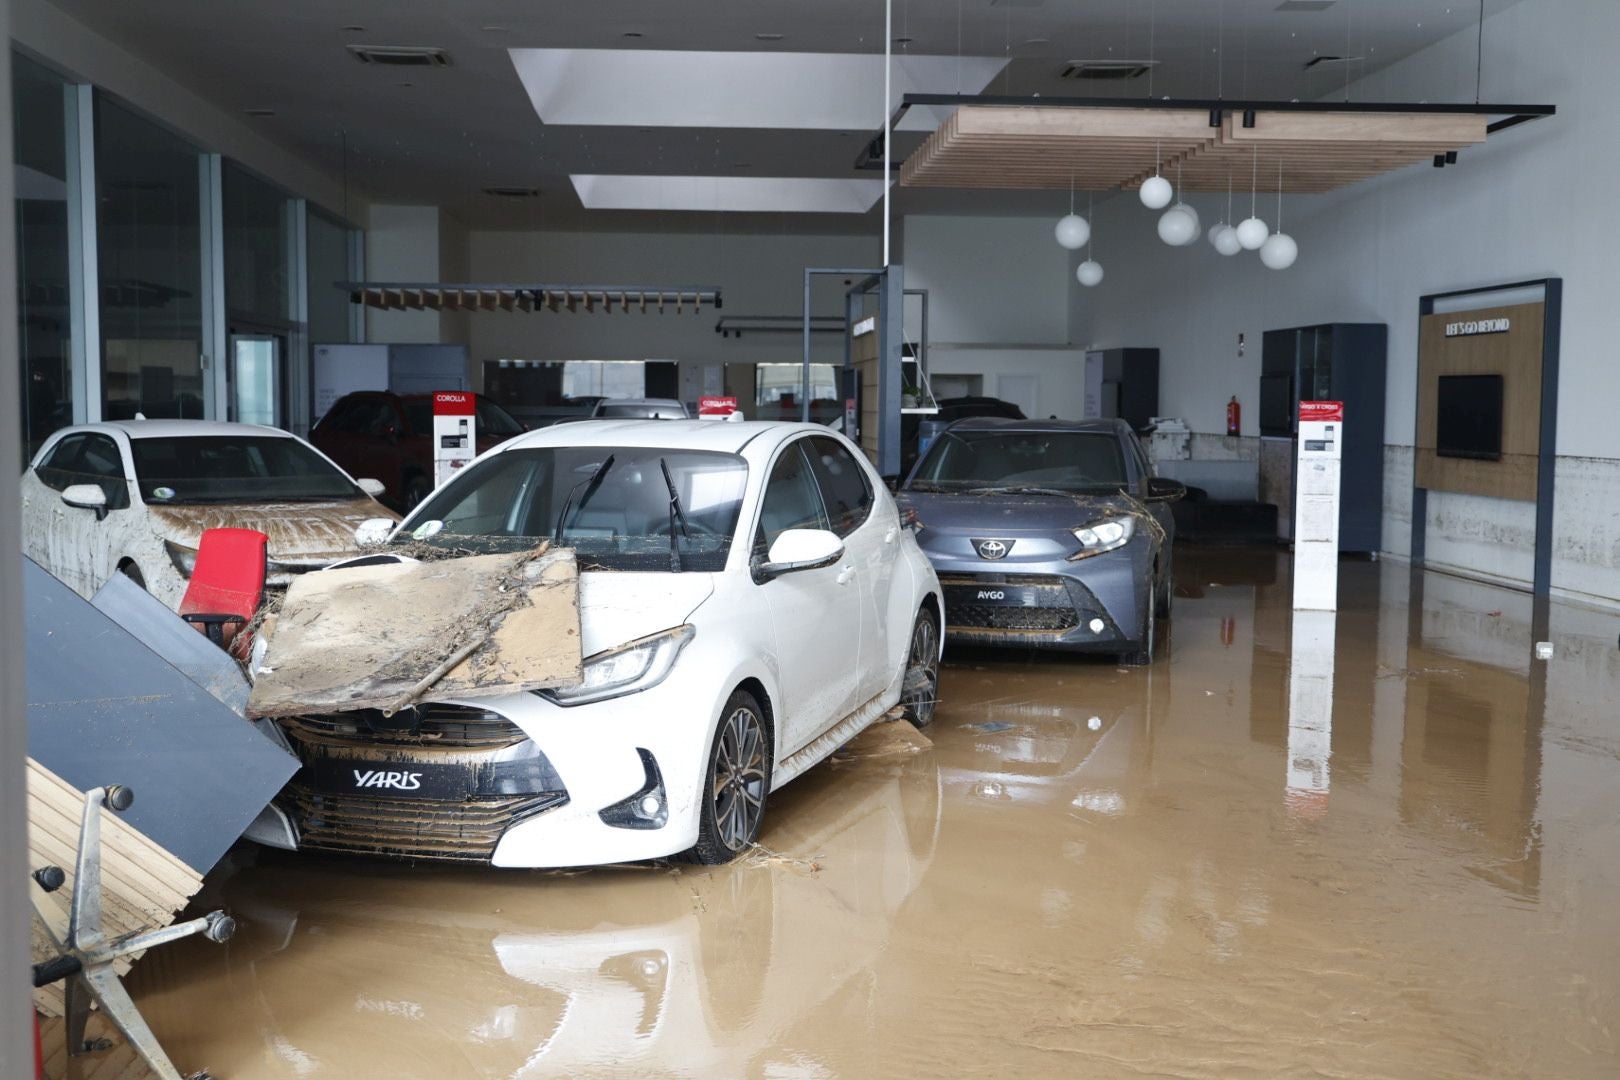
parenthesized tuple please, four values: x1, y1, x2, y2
(1226, 395, 1241, 437)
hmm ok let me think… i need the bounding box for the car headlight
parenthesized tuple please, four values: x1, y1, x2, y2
(163, 539, 198, 578)
(1069, 517, 1134, 559)
(539, 625, 695, 707)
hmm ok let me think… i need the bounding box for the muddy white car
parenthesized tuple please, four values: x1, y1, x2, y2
(265, 420, 943, 867)
(20, 420, 397, 608)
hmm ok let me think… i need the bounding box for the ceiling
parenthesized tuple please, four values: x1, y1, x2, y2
(47, 0, 1527, 231)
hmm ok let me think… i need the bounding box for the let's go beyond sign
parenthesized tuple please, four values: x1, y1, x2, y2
(1445, 317, 1511, 337)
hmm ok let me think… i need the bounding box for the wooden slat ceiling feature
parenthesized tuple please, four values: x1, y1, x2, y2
(901, 106, 1489, 195)
(343, 284, 722, 314)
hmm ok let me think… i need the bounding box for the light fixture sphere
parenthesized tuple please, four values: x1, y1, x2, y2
(1054, 213, 1091, 250)
(1139, 175, 1173, 209)
(1212, 224, 1243, 256)
(1236, 216, 1270, 250)
(1076, 259, 1104, 287)
(1158, 205, 1197, 247)
(1260, 232, 1299, 270)
(1176, 203, 1201, 244)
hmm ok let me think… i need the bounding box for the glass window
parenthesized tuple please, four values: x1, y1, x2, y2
(910, 430, 1128, 493)
(307, 209, 357, 345)
(475, 399, 524, 437)
(14, 55, 73, 459)
(130, 435, 362, 503)
(96, 95, 204, 422)
(36, 433, 131, 509)
(409, 447, 748, 573)
(755, 442, 830, 553)
(804, 436, 872, 538)
(223, 162, 291, 325)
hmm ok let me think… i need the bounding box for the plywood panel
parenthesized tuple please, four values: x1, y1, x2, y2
(901, 105, 1487, 194)
(29, 759, 203, 1019)
(1414, 302, 1544, 502)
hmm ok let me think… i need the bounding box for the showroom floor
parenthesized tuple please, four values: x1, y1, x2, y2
(108, 549, 1619, 1079)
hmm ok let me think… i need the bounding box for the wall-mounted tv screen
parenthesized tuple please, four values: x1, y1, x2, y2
(1435, 374, 1504, 461)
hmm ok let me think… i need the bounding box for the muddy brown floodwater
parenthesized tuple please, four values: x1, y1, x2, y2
(92, 549, 1620, 1079)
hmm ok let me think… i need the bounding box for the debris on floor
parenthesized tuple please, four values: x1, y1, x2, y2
(739, 843, 823, 876)
(246, 545, 582, 718)
(828, 716, 934, 763)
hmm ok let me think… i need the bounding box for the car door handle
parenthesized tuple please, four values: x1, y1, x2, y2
(837, 565, 856, 585)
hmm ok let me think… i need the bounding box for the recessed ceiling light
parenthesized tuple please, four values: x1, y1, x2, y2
(755, 33, 784, 41)
(244, 108, 277, 118)
(482, 186, 541, 198)
(892, 36, 914, 45)
(1023, 37, 1050, 46)
(733, 162, 752, 169)
(481, 25, 507, 33)
(341, 24, 365, 32)
(622, 31, 644, 38)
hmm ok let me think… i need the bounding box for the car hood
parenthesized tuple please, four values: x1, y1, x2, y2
(899, 489, 1139, 536)
(148, 499, 398, 559)
(577, 571, 716, 656)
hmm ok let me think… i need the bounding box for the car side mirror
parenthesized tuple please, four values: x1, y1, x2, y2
(61, 483, 109, 520)
(354, 517, 396, 546)
(757, 528, 843, 580)
(1146, 477, 1187, 503)
(357, 478, 387, 499)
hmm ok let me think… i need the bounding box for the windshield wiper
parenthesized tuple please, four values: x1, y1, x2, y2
(659, 457, 689, 573)
(971, 485, 1080, 499)
(553, 454, 615, 544)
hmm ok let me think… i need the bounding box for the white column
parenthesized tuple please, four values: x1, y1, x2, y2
(64, 82, 99, 423)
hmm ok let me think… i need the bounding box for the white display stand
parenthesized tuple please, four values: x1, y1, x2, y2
(1292, 401, 1343, 611)
(432, 391, 477, 488)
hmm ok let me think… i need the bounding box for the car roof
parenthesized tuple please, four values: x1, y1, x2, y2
(598, 398, 684, 407)
(60, 419, 298, 441)
(499, 419, 829, 455)
(945, 416, 1131, 436)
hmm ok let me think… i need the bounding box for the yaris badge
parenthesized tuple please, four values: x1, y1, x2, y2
(974, 538, 1011, 561)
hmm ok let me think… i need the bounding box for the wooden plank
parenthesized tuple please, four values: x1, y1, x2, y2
(28, 760, 203, 1020)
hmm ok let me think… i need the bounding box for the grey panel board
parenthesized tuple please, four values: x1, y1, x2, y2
(25, 558, 300, 873)
(90, 572, 251, 716)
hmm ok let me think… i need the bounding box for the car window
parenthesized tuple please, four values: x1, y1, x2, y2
(402, 401, 433, 436)
(36, 433, 131, 508)
(130, 436, 362, 503)
(321, 399, 363, 434)
(804, 436, 872, 537)
(476, 400, 524, 437)
(910, 430, 1128, 493)
(754, 442, 831, 555)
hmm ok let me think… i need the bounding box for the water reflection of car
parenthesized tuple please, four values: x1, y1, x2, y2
(172, 731, 941, 1079)
(18, 420, 397, 609)
(311, 390, 526, 511)
(269, 420, 943, 867)
(898, 418, 1184, 664)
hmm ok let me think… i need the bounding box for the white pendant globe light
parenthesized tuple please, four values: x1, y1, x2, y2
(1076, 259, 1104, 287)
(1236, 146, 1268, 250)
(1176, 201, 1201, 244)
(1158, 205, 1197, 247)
(1257, 160, 1297, 269)
(1260, 232, 1299, 270)
(1213, 224, 1242, 256)
(1054, 213, 1090, 250)
(1139, 174, 1172, 210)
(1236, 216, 1269, 250)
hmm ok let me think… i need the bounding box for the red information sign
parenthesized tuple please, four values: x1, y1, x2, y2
(698, 395, 738, 417)
(433, 391, 476, 416)
(1299, 400, 1344, 423)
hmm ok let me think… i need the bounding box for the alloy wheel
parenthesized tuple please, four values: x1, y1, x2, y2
(901, 610, 941, 727)
(711, 704, 768, 851)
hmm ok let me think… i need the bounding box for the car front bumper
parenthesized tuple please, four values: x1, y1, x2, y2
(924, 544, 1150, 652)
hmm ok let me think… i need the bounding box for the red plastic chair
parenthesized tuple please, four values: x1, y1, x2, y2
(179, 527, 268, 657)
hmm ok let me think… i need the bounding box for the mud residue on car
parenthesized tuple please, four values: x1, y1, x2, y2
(146, 498, 396, 558)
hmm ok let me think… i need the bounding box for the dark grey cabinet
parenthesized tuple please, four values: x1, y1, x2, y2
(1088, 348, 1159, 433)
(1259, 323, 1387, 553)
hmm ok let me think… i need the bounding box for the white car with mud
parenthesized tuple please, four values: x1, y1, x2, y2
(265, 420, 943, 867)
(20, 420, 397, 608)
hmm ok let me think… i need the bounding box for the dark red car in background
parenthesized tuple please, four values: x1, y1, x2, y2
(311, 391, 526, 511)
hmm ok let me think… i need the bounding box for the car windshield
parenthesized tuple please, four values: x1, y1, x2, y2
(130, 436, 363, 504)
(597, 403, 686, 419)
(405, 446, 748, 572)
(908, 430, 1128, 493)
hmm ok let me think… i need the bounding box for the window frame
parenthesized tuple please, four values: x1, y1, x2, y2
(804, 435, 874, 539)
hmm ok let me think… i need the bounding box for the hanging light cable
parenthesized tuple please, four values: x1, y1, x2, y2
(1212, 173, 1241, 255)
(1141, 138, 1171, 208)
(1237, 145, 1268, 250)
(1261, 159, 1298, 269)
(1078, 189, 1103, 286)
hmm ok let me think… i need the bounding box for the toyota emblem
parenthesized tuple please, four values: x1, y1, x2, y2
(974, 538, 1011, 561)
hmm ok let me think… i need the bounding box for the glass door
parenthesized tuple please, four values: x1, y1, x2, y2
(230, 334, 282, 427)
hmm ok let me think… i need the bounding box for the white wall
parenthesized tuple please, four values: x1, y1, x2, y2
(464, 228, 881, 385)
(1074, 0, 1620, 606)
(364, 205, 444, 345)
(10, 0, 356, 218)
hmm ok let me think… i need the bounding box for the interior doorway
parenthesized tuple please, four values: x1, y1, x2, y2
(229, 334, 284, 428)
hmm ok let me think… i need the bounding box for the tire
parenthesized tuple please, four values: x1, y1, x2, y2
(679, 689, 773, 865)
(1120, 579, 1157, 667)
(900, 607, 941, 728)
(1155, 560, 1173, 618)
(402, 474, 432, 513)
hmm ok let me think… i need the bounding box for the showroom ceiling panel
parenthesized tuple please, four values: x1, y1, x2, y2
(569, 175, 888, 214)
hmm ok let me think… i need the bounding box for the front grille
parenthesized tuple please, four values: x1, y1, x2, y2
(287, 788, 565, 863)
(952, 604, 1079, 631)
(280, 705, 526, 749)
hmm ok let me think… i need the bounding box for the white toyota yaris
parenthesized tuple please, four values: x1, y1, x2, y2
(264, 420, 943, 867)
